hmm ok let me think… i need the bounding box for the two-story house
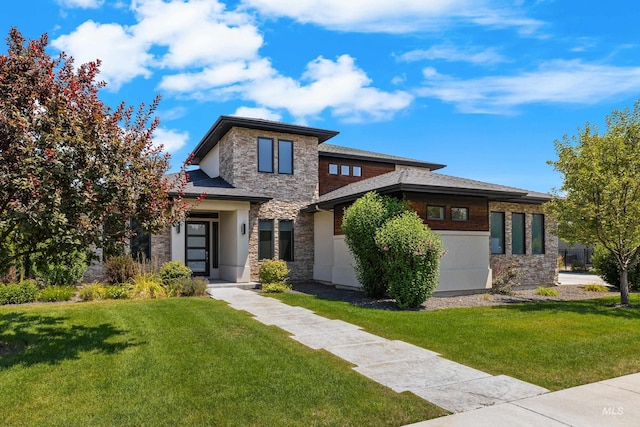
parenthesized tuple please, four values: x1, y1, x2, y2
(143, 115, 557, 294)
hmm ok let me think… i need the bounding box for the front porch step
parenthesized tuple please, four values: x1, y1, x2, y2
(205, 281, 260, 291)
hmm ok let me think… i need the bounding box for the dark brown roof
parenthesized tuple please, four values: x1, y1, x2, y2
(307, 168, 551, 210)
(319, 143, 446, 171)
(169, 169, 271, 203)
(192, 116, 339, 165)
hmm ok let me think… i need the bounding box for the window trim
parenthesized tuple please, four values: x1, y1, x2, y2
(278, 220, 294, 262)
(257, 137, 274, 173)
(451, 207, 469, 221)
(278, 139, 293, 175)
(426, 205, 445, 220)
(511, 212, 526, 255)
(490, 211, 505, 255)
(258, 219, 274, 260)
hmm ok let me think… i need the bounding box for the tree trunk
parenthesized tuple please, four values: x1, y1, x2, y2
(620, 267, 630, 306)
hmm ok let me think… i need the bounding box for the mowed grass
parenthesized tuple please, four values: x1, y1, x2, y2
(0, 298, 445, 426)
(271, 292, 640, 391)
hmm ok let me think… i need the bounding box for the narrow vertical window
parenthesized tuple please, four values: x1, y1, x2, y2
(258, 219, 274, 260)
(490, 212, 505, 254)
(130, 218, 150, 261)
(532, 214, 545, 254)
(512, 213, 525, 255)
(278, 140, 293, 174)
(258, 137, 273, 173)
(279, 220, 294, 261)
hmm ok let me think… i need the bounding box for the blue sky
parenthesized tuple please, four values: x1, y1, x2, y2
(3, 0, 640, 193)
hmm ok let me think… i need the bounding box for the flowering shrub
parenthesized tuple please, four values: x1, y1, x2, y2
(374, 211, 445, 309)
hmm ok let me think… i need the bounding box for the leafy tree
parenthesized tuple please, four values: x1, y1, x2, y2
(0, 28, 191, 273)
(546, 100, 640, 305)
(341, 191, 404, 297)
(374, 211, 444, 309)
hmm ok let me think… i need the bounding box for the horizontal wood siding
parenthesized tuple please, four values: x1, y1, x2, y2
(319, 156, 395, 195)
(406, 193, 489, 231)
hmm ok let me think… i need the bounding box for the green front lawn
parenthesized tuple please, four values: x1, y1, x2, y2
(0, 298, 444, 426)
(272, 292, 640, 391)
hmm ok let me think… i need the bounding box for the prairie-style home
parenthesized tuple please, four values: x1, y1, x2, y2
(112, 116, 558, 294)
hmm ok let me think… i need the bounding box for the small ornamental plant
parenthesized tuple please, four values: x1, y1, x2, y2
(374, 211, 445, 309)
(259, 259, 290, 293)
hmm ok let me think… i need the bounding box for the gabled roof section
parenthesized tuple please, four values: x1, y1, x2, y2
(306, 168, 551, 210)
(192, 116, 340, 165)
(319, 143, 446, 171)
(169, 169, 271, 203)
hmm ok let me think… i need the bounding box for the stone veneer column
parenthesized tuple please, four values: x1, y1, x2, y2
(151, 227, 172, 267)
(489, 201, 559, 286)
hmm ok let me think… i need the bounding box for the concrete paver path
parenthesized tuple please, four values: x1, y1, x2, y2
(207, 288, 547, 414)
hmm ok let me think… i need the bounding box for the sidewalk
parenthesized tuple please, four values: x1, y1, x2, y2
(208, 287, 640, 426)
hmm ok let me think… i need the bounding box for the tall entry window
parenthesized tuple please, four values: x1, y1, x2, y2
(512, 213, 526, 255)
(279, 220, 294, 261)
(259, 220, 274, 260)
(532, 214, 545, 254)
(258, 137, 274, 173)
(490, 212, 505, 254)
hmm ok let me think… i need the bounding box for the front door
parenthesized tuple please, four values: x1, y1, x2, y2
(186, 221, 209, 276)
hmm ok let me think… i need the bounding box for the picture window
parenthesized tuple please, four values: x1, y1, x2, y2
(451, 207, 469, 221)
(426, 206, 445, 220)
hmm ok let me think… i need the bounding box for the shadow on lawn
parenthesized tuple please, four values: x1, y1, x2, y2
(0, 312, 138, 369)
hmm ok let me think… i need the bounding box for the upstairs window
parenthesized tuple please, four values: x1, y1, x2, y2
(341, 165, 350, 176)
(427, 206, 445, 220)
(328, 164, 338, 175)
(278, 140, 293, 174)
(258, 138, 273, 173)
(279, 220, 294, 261)
(353, 166, 362, 177)
(451, 207, 469, 221)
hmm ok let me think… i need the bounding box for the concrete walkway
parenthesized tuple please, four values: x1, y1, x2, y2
(557, 271, 607, 286)
(207, 288, 548, 414)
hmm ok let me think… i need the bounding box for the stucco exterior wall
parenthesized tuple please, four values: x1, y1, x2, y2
(436, 230, 492, 293)
(489, 201, 558, 286)
(313, 210, 335, 282)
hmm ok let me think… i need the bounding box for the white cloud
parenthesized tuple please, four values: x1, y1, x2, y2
(152, 127, 189, 153)
(233, 107, 282, 121)
(57, 0, 104, 8)
(417, 60, 640, 113)
(399, 44, 506, 65)
(241, 0, 543, 34)
(51, 21, 152, 90)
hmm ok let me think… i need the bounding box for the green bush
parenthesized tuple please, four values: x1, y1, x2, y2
(37, 286, 76, 302)
(342, 192, 405, 298)
(374, 211, 444, 310)
(32, 251, 87, 287)
(79, 283, 106, 301)
(262, 282, 291, 293)
(165, 277, 208, 297)
(583, 283, 610, 292)
(128, 273, 167, 299)
(591, 245, 640, 290)
(160, 261, 192, 288)
(491, 260, 520, 295)
(535, 287, 559, 297)
(0, 281, 38, 305)
(258, 259, 289, 284)
(104, 255, 139, 284)
(104, 285, 129, 300)
(570, 259, 586, 272)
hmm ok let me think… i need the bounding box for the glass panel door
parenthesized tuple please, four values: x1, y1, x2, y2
(186, 221, 209, 276)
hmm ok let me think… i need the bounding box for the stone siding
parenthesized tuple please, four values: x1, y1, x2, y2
(151, 228, 172, 266)
(489, 201, 558, 286)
